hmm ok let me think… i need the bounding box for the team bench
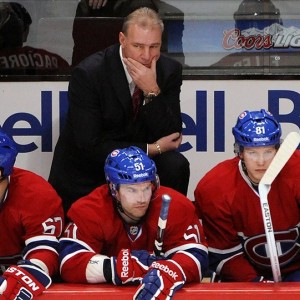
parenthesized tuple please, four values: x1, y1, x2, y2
(40, 282, 300, 299)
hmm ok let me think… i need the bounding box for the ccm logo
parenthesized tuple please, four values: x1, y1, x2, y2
(6, 267, 40, 292)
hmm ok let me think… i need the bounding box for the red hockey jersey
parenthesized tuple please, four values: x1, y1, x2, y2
(0, 168, 64, 275)
(60, 185, 208, 283)
(194, 152, 300, 281)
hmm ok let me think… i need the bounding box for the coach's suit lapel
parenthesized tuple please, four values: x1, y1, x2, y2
(108, 45, 132, 120)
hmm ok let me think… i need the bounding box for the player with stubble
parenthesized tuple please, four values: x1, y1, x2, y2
(59, 146, 208, 299)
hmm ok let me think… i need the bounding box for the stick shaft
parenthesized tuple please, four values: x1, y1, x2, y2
(260, 132, 300, 185)
(259, 189, 282, 282)
(258, 131, 300, 282)
(154, 194, 171, 256)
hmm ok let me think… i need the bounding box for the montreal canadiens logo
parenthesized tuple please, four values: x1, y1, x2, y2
(111, 150, 120, 157)
(130, 226, 138, 235)
(239, 111, 247, 119)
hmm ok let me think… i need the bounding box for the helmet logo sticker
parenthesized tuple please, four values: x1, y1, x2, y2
(111, 150, 120, 157)
(133, 172, 149, 179)
(239, 111, 247, 119)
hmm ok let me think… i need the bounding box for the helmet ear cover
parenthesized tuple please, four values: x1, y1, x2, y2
(110, 183, 118, 198)
(233, 143, 243, 155)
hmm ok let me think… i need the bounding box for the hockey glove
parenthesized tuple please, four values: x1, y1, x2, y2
(0, 260, 51, 300)
(134, 260, 186, 300)
(111, 249, 160, 285)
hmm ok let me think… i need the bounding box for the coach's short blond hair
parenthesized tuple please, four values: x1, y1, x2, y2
(122, 7, 164, 35)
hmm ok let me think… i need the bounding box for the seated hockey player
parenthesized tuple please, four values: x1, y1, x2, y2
(0, 129, 64, 299)
(194, 109, 300, 282)
(59, 146, 208, 299)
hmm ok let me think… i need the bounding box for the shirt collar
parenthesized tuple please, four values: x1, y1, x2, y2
(119, 46, 133, 87)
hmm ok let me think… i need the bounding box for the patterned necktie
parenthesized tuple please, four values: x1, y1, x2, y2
(132, 85, 142, 118)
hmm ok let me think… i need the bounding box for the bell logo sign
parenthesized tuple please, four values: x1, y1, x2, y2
(0, 88, 300, 154)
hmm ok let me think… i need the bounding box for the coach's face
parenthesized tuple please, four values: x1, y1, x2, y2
(117, 181, 152, 222)
(241, 146, 277, 184)
(119, 23, 161, 68)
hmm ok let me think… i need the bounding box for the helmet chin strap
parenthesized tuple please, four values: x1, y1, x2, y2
(241, 160, 259, 187)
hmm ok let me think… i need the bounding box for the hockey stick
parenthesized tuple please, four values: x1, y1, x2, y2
(258, 131, 300, 282)
(154, 194, 172, 257)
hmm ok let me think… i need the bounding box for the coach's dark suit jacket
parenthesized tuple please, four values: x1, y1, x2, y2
(49, 43, 183, 211)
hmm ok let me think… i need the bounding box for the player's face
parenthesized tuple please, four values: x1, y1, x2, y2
(119, 24, 161, 67)
(118, 182, 152, 219)
(241, 146, 277, 183)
